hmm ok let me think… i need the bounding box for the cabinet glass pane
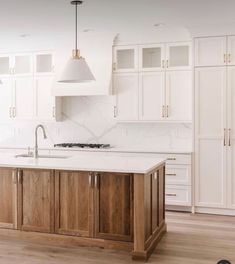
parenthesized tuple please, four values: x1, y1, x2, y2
(142, 47, 161, 68)
(169, 46, 189, 67)
(117, 49, 134, 69)
(15, 56, 31, 74)
(36, 54, 53, 73)
(0, 57, 10, 74)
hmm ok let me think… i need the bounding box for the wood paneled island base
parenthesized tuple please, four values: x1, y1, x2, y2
(0, 162, 166, 261)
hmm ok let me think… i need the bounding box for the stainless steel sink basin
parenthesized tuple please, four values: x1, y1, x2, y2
(15, 154, 69, 159)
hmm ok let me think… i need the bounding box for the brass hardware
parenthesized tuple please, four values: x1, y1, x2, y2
(162, 60, 165, 68)
(12, 107, 16, 118)
(162, 105, 165, 118)
(224, 128, 227, 146)
(72, 49, 81, 59)
(113, 62, 117, 71)
(9, 107, 12, 118)
(166, 193, 177, 197)
(114, 106, 117, 118)
(228, 128, 231, 147)
(166, 60, 169, 68)
(167, 158, 176, 161)
(166, 105, 169, 118)
(166, 173, 177, 176)
(224, 54, 227, 64)
(52, 107, 55, 118)
(228, 54, 231, 63)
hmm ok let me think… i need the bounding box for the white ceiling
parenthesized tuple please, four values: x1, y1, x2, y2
(0, 0, 235, 37)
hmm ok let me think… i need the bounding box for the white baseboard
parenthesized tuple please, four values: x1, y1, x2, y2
(195, 207, 235, 216)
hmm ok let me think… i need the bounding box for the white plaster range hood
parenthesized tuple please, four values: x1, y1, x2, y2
(53, 31, 115, 96)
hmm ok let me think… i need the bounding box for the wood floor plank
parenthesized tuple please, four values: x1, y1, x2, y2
(0, 212, 234, 264)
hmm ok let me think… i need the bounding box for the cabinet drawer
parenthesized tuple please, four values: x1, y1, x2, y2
(166, 165, 191, 185)
(165, 185, 191, 206)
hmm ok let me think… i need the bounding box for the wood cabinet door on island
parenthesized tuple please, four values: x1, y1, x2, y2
(55, 171, 93, 237)
(0, 168, 17, 229)
(17, 169, 55, 233)
(94, 172, 133, 242)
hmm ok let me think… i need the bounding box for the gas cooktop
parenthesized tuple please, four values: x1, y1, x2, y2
(54, 143, 111, 149)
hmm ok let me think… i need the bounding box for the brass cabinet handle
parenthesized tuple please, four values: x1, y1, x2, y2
(166, 105, 169, 118)
(166, 193, 177, 197)
(167, 158, 176, 161)
(12, 107, 16, 118)
(228, 54, 231, 63)
(162, 105, 165, 118)
(166, 60, 169, 68)
(229, 128, 231, 147)
(9, 107, 12, 118)
(224, 128, 227, 146)
(166, 173, 177, 176)
(162, 60, 165, 68)
(224, 54, 227, 64)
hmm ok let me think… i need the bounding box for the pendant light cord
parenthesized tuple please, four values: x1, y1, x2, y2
(75, 2, 78, 51)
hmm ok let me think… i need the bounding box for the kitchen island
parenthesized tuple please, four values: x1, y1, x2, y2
(0, 153, 166, 261)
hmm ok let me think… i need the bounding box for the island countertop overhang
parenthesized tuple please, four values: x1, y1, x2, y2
(0, 154, 166, 174)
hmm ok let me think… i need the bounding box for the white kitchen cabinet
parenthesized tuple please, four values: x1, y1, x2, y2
(0, 77, 13, 120)
(195, 67, 227, 208)
(227, 36, 235, 66)
(139, 44, 165, 71)
(165, 71, 192, 122)
(166, 42, 192, 70)
(194, 37, 227, 67)
(113, 73, 139, 121)
(113, 45, 138, 73)
(139, 72, 165, 121)
(0, 51, 60, 122)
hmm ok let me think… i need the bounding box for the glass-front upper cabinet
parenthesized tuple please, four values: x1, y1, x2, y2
(13, 53, 33, 76)
(139, 44, 165, 71)
(166, 42, 192, 70)
(0, 55, 11, 76)
(35, 52, 54, 75)
(113, 45, 138, 72)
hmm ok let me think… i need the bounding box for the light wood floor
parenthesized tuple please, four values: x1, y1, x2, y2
(0, 212, 235, 264)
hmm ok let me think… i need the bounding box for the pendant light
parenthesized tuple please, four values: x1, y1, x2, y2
(58, 0, 95, 83)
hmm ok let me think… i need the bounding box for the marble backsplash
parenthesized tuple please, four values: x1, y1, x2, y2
(0, 96, 192, 151)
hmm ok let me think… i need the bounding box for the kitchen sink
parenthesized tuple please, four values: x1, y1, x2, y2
(15, 154, 70, 159)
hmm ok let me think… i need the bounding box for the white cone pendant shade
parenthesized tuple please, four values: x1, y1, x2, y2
(59, 57, 95, 83)
(58, 0, 95, 83)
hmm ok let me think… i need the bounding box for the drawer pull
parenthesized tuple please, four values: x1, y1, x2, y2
(166, 173, 177, 176)
(166, 193, 177, 197)
(167, 158, 176, 161)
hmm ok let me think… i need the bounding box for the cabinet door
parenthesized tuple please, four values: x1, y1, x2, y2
(166, 42, 192, 70)
(0, 77, 13, 120)
(13, 53, 33, 76)
(55, 171, 93, 237)
(18, 169, 55, 233)
(227, 67, 235, 208)
(113, 45, 138, 72)
(227, 36, 235, 66)
(114, 73, 138, 121)
(13, 77, 34, 119)
(35, 76, 57, 120)
(139, 72, 165, 121)
(165, 71, 192, 122)
(194, 37, 227, 67)
(139, 44, 165, 71)
(94, 172, 133, 242)
(0, 168, 17, 229)
(195, 67, 227, 208)
(0, 55, 11, 77)
(35, 52, 54, 75)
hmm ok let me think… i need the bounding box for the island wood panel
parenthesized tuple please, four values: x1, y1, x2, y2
(17, 169, 55, 233)
(158, 166, 165, 227)
(94, 172, 133, 242)
(0, 168, 17, 229)
(55, 171, 93, 237)
(152, 171, 159, 232)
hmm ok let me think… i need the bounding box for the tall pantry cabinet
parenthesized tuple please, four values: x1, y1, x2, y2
(195, 36, 235, 212)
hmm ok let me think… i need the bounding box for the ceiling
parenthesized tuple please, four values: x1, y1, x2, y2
(0, 0, 235, 37)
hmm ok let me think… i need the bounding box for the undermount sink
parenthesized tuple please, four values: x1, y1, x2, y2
(15, 154, 69, 159)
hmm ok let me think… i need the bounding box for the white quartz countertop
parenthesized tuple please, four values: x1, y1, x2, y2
(0, 154, 166, 174)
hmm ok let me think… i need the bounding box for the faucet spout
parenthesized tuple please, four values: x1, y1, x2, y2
(34, 124, 47, 159)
